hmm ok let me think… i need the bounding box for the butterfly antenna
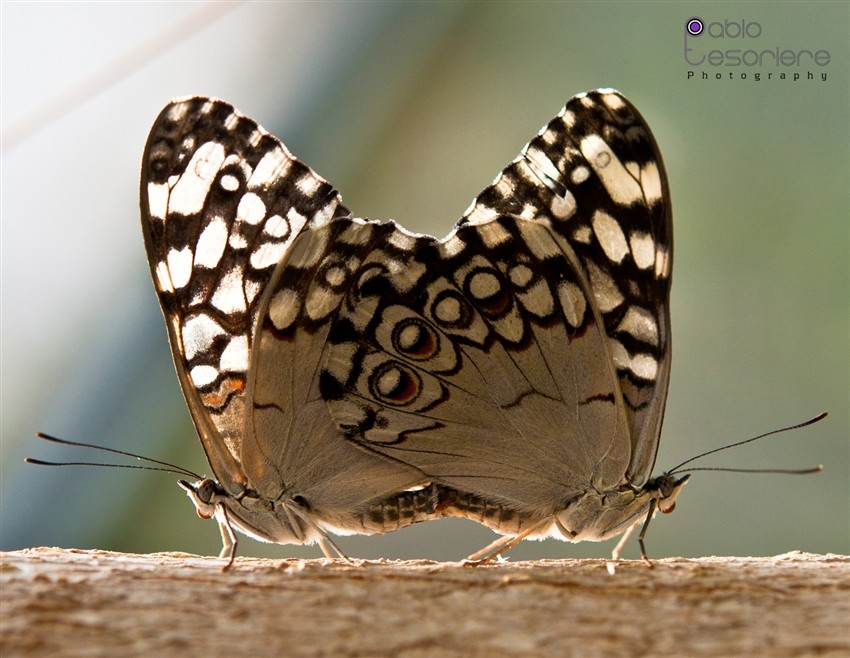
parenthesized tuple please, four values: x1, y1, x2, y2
(667, 411, 827, 475)
(26, 432, 202, 480)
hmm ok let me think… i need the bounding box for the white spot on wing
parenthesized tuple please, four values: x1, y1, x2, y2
(155, 261, 173, 293)
(219, 335, 249, 372)
(211, 267, 246, 314)
(572, 226, 592, 244)
(550, 192, 576, 220)
(630, 231, 655, 270)
(236, 192, 266, 225)
(655, 245, 671, 279)
(586, 260, 624, 312)
(182, 314, 225, 360)
(248, 149, 289, 189)
(147, 182, 168, 221)
(438, 236, 466, 258)
(388, 229, 418, 250)
(296, 174, 320, 196)
(524, 146, 561, 184)
(519, 203, 537, 220)
(617, 306, 658, 346)
(478, 222, 512, 248)
(169, 142, 225, 216)
(250, 242, 287, 269)
(641, 161, 663, 205)
(571, 166, 590, 184)
(610, 340, 658, 381)
(195, 217, 228, 268)
(245, 279, 261, 305)
(269, 288, 300, 330)
(286, 207, 308, 234)
(220, 174, 239, 192)
(592, 210, 629, 263)
(464, 202, 499, 225)
(228, 233, 248, 250)
(602, 92, 625, 111)
(263, 214, 289, 239)
(494, 174, 515, 199)
(310, 200, 338, 228)
(580, 134, 642, 205)
(558, 281, 586, 327)
(167, 247, 193, 289)
(190, 365, 218, 388)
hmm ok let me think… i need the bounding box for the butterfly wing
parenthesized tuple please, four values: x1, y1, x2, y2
(244, 217, 436, 531)
(321, 216, 632, 514)
(141, 97, 352, 494)
(142, 98, 432, 538)
(322, 89, 671, 514)
(460, 89, 672, 486)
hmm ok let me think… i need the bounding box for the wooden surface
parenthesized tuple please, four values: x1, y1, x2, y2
(1, 548, 848, 657)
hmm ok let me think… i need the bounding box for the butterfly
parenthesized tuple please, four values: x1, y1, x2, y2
(140, 89, 685, 565)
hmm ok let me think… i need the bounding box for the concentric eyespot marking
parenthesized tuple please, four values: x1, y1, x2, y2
(465, 268, 511, 317)
(392, 319, 439, 360)
(431, 290, 474, 330)
(317, 259, 354, 292)
(370, 361, 422, 406)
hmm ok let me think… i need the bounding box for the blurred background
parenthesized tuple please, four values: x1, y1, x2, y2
(2, 2, 847, 562)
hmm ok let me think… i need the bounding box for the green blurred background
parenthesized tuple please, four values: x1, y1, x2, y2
(2, 2, 847, 562)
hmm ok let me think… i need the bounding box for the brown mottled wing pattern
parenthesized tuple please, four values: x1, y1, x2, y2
(320, 89, 672, 512)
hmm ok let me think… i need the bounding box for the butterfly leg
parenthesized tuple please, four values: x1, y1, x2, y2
(606, 499, 658, 575)
(216, 506, 237, 571)
(606, 522, 637, 575)
(317, 532, 351, 561)
(464, 518, 551, 565)
(636, 498, 658, 566)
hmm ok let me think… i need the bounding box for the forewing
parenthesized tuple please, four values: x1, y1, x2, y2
(140, 97, 348, 492)
(460, 89, 672, 483)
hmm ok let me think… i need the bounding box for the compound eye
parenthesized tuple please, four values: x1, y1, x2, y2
(196, 478, 217, 504)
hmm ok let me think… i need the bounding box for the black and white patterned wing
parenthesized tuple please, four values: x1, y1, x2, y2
(141, 97, 350, 493)
(460, 89, 672, 484)
(320, 89, 671, 516)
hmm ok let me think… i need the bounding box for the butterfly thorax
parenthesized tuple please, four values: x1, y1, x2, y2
(179, 477, 320, 545)
(551, 472, 689, 542)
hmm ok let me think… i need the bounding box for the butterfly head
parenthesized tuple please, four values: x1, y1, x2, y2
(178, 478, 224, 520)
(177, 477, 326, 556)
(647, 472, 691, 515)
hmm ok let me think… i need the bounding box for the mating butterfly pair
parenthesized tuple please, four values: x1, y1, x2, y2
(141, 89, 686, 565)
